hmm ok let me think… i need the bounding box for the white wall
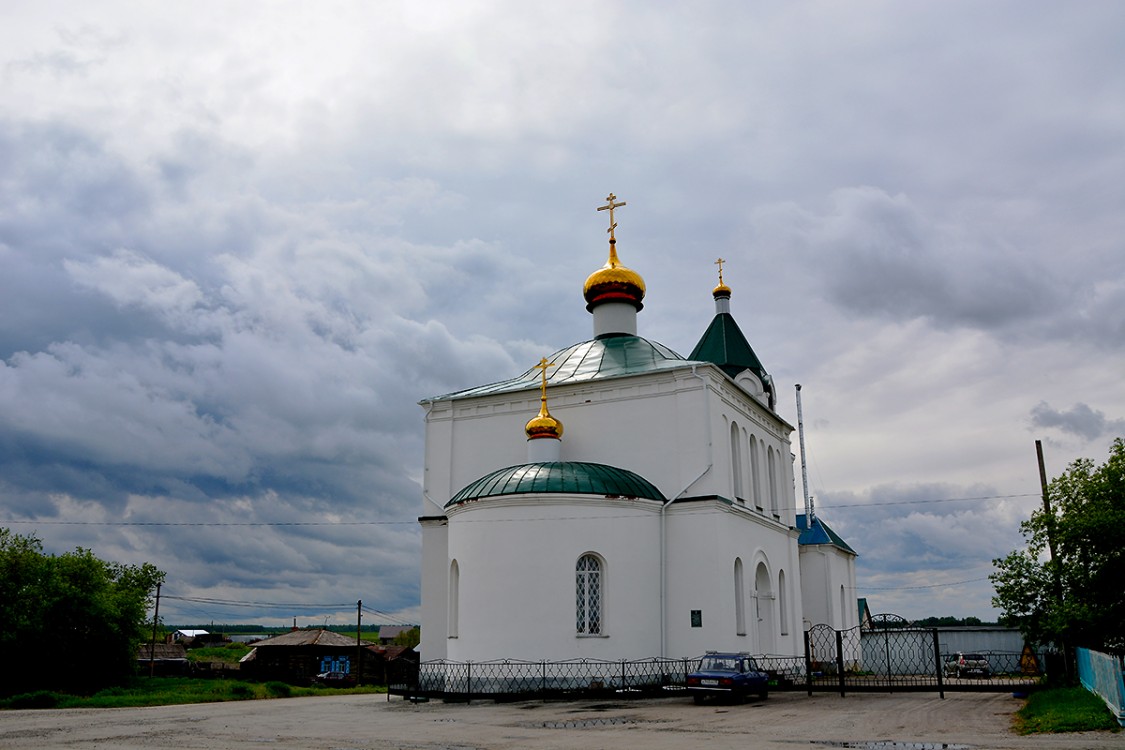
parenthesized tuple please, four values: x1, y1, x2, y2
(445, 495, 663, 662)
(799, 544, 857, 630)
(664, 502, 804, 659)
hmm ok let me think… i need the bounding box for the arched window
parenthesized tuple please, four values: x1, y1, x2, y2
(576, 554, 603, 635)
(734, 558, 746, 636)
(730, 422, 744, 501)
(840, 584, 848, 629)
(767, 447, 778, 513)
(448, 559, 460, 638)
(778, 569, 788, 636)
(748, 434, 760, 508)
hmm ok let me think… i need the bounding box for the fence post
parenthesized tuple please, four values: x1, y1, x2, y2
(835, 629, 846, 697)
(932, 629, 944, 700)
(541, 660, 547, 700)
(804, 631, 813, 697)
(621, 660, 627, 691)
(466, 661, 472, 702)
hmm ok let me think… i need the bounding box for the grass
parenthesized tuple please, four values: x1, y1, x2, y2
(1015, 686, 1121, 734)
(185, 643, 252, 663)
(0, 677, 384, 710)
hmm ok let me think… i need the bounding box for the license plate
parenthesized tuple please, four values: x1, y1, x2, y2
(701, 679, 719, 686)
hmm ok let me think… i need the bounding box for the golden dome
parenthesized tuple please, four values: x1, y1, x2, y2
(712, 257, 731, 297)
(583, 241, 646, 311)
(525, 399, 564, 440)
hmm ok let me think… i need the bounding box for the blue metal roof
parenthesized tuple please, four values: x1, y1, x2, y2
(447, 461, 666, 507)
(796, 514, 857, 555)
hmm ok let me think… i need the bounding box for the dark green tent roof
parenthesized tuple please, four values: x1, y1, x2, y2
(447, 461, 666, 507)
(689, 312, 773, 405)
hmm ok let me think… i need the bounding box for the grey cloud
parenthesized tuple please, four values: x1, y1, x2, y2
(1030, 401, 1125, 441)
(793, 187, 1064, 333)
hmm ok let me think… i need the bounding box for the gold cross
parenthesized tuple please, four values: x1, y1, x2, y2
(533, 357, 556, 400)
(596, 193, 627, 241)
(715, 257, 726, 285)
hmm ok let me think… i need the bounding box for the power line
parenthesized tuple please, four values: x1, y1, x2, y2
(161, 594, 412, 625)
(858, 576, 992, 591)
(0, 519, 416, 527)
(1, 492, 1039, 531)
(819, 492, 1039, 509)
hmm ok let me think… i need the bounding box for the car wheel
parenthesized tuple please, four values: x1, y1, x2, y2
(693, 694, 705, 705)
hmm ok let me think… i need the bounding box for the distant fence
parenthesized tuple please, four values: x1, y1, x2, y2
(1076, 647, 1125, 727)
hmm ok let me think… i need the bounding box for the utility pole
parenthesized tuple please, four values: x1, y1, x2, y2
(1036, 439, 1069, 681)
(356, 600, 363, 684)
(148, 582, 161, 678)
(1036, 440, 1063, 604)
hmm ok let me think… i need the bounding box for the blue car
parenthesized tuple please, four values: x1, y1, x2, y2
(686, 652, 769, 704)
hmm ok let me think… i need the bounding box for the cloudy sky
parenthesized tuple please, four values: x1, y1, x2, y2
(2, 1, 1123, 633)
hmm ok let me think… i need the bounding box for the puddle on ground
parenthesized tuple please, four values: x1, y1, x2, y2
(813, 743, 972, 750)
(538, 716, 636, 729)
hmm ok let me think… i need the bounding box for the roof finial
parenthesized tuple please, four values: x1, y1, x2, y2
(713, 257, 731, 297)
(525, 357, 563, 440)
(597, 193, 627, 261)
(534, 356, 555, 402)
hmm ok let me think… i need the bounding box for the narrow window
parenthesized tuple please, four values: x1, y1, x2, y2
(749, 435, 761, 508)
(448, 559, 459, 638)
(734, 558, 746, 636)
(767, 447, 778, 513)
(729, 422, 744, 501)
(778, 570, 788, 636)
(576, 554, 602, 635)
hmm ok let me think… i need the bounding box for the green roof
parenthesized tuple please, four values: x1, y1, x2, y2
(426, 335, 691, 402)
(689, 312, 773, 404)
(447, 461, 666, 507)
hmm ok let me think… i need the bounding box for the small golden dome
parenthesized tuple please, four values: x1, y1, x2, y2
(525, 399, 564, 440)
(583, 242, 646, 311)
(712, 257, 731, 297)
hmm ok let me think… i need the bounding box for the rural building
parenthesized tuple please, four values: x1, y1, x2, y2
(418, 195, 857, 664)
(136, 643, 189, 675)
(239, 629, 361, 684)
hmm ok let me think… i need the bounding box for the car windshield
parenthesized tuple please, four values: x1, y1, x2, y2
(963, 654, 984, 661)
(699, 657, 740, 671)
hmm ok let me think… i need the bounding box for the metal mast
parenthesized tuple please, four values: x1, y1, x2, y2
(795, 384, 813, 524)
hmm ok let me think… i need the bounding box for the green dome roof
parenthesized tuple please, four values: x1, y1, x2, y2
(447, 461, 665, 507)
(426, 335, 689, 402)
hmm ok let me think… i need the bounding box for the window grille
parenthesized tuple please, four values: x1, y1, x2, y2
(576, 554, 602, 635)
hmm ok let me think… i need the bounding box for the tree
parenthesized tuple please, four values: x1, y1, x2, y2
(393, 626, 420, 648)
(990, 438, 1125, 654)
(0, 528, 165, 695)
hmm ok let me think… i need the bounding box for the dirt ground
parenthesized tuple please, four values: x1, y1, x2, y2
(1, 691, 1122, 750)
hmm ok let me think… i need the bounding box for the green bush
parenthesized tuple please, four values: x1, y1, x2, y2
(229, 683, 253, 698)
(264, 681, 291, 698)
(8, 691, 61, 709)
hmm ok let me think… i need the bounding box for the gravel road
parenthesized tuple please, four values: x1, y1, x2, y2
(1, 691, 1121, 750)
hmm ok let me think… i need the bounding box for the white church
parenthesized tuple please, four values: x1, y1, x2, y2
(418, 194, 856, 663)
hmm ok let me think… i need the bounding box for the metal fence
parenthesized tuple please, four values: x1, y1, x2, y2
(391, 615, 1046, 701)
(1076, 647, 1125, 726)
